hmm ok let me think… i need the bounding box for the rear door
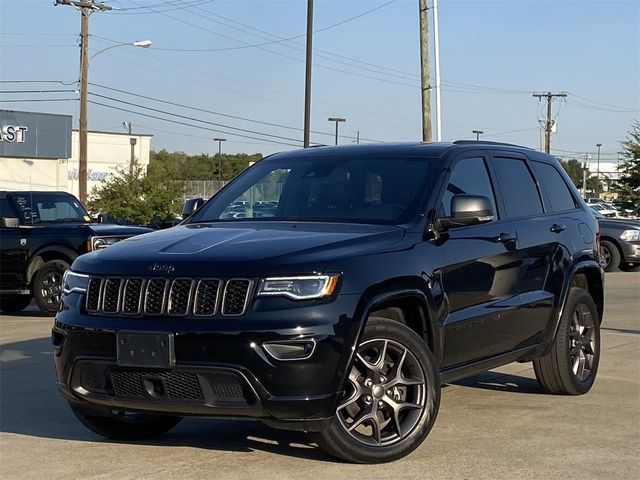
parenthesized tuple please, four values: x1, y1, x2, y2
(436, 154, 521, 368)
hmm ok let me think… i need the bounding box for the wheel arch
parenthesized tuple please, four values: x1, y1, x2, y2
(26, 246, 77, 284)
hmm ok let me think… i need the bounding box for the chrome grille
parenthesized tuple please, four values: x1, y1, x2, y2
(122, 279, 144, 314)
(193, 279, 221, 316)
(85, 276, 250, 317)
(144, 279, 168, 315)
(102, 278, 122, 313)
(167, 278, 194, 316)
(222, 279, 253, 316)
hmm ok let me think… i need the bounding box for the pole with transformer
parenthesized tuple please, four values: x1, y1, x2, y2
(532, 91, 567, 154)
(54, 0, 112, 204)
(418, 0, 432, 142)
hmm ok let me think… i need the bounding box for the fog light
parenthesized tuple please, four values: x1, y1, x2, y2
(262, 340, 316, 361)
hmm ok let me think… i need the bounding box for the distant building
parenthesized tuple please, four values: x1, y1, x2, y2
(0, 109, 152, 197)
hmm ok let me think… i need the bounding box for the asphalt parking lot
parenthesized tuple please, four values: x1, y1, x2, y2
(1, 272, 638, 480)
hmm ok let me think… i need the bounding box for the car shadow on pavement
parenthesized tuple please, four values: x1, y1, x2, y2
(0, 336, 336, 462)
(449, 369, 543, 394)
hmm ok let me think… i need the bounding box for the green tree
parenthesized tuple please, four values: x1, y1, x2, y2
(149, 149, 263, 181)
(87, 158, 185, 225)
(615, 120, 640, 211)
(559, 158, 601, 194)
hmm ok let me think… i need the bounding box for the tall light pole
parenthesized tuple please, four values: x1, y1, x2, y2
(123, 122, 136, 176)
(596, 143, 602, 197)
(328, 117, 346, 145)
(303, 0, 314, 148)
(472, 129, 484, 141)
(214, 138, 226, 183)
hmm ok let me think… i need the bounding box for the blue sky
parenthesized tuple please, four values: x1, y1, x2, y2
(1, 0, 638, 164)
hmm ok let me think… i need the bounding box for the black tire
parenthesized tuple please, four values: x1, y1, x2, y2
(533, 287, 600, 395)
(70, 404, 183, 440)
(311, 317, 440, 463)
(0, 294, 32, 313)
(32, 260, 69, 316)
(599, 240, 620, 272)
(619, 263, 640, 273)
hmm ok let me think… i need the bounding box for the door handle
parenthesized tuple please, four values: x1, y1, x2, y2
(494, 233, 516, 244)
(550, 224, 566, 233)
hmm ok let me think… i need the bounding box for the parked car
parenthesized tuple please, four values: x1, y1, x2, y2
(0, 191, 153, 315)
(591, 209, 640, 272)
(585, 197, 605, 205)
(55, 142, 603, 463)
(589, 203, 617, 217)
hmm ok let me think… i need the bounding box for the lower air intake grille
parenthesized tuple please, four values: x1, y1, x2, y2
(111, 370, 204, 400)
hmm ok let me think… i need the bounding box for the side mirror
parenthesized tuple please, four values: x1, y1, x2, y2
(182, 198, 204, 218)
(439, 194, 494, 230)
(97, 213, 110, 224)
(1, 217, 20, 228)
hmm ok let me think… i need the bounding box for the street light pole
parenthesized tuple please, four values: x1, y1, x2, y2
(596, 143, 602, 197)
(328, 118, 346, 145)
(303, 0, 314, 148)
(214, 138, 226, 184)
(472, 129, 484, 141)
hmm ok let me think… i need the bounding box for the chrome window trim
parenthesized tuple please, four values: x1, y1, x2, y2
(221, 278, 254, 317)
(193, 278, 222, 317)
(167, 278, 196, 316)
(121, 278, 146, 315)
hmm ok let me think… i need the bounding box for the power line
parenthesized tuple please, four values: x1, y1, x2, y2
(111, 0, 216, 14)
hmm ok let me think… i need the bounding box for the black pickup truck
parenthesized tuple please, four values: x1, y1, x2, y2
(0, 191, 152, 315)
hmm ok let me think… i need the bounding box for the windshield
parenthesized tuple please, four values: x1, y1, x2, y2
(8, 193, 90, 224)
(589, 207, 606, 219)
(190, 155, 434, 225)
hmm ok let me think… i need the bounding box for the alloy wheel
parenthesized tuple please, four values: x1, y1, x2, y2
(40, 271, 63, 306)
(337, 338, 427, 447)
(569, 303, 597, 381)
(599, 245, 611, 269)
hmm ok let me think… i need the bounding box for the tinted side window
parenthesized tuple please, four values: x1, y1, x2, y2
(443, 157, 497, 218)
(531, 161, 577, 212)
(0, 198, 14, 219)
(492, 157, 543, 218)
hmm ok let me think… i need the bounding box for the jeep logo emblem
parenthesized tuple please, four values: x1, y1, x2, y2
(149, 263, 175, 274)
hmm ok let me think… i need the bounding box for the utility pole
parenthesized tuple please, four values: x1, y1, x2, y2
(582, 154, 589, 198)
(356, 131, 360, 144)
(55, 0, 112, 204)
(596, 143, 602, 197)
(328, 117, 346, 145)
(303, 0, 314, 148)
(418, 0, 432, 142)
(214, 138, 226, 184)
(472, 129, 484, 141)
(532, 91, 567, 154)
(123, 122, 136, 176)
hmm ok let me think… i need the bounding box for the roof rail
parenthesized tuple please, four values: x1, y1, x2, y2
(453, 140, 535, 150)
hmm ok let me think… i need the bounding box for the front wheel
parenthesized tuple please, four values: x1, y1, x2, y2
(311, 318, 440, 463)
(33, 260, 69, 316)
(533, 287, 600, 395)
(599, 240, 620, 272)
(70, 404, 183, 440)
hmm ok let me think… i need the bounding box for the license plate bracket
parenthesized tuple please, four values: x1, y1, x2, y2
(116, 332, 175, 369)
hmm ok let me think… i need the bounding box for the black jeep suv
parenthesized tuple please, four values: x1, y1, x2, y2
(0, 191, 152, 315)
(54, 142, 603, 463)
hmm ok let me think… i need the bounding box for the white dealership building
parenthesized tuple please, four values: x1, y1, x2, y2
(0, 110, 152, 198)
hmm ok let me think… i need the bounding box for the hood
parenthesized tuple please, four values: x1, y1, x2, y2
(72, 221, 406, 276)
(597, 218, 640, 230)
(88, 223, 155, 235)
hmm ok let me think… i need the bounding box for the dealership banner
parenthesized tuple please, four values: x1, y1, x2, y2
(0, 110, 72, 159)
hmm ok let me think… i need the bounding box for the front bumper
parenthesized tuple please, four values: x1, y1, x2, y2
(53, 293, 362, 430)
(620, 240, 640, 263)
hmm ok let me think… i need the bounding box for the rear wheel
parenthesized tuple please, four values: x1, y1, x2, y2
(533, 287, 600, 395)
(33, 260, 69, 316)
(311, 317, 440, 463)
(70, 404, 183, 440)
(599, 240, 620, 272)
(0, 294, 32, 313)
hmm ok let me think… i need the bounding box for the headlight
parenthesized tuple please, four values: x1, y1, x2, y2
(257, 275, 340, 300)
(89, 236, 127, 251)
(620, 229, 640, 241)
(62, 270, 90, 294)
